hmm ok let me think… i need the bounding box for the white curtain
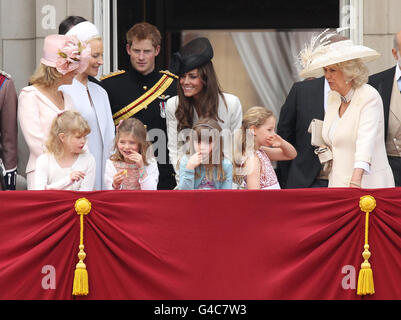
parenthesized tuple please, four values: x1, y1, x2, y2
(231, 31, 322, 117)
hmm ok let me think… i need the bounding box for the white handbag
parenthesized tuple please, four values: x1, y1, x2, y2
(314, 146, 333, 163)
(307, 119, 325, 147)
(308, 119, 333, 165)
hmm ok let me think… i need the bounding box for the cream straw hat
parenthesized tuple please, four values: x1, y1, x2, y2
(298, 30, 380, 78)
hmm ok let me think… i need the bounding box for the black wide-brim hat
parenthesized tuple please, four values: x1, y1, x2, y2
(169, 37, 214, 76)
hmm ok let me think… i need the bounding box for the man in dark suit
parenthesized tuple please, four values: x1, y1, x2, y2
(369, 31, 401, 186)
(277, 77, 329, 188)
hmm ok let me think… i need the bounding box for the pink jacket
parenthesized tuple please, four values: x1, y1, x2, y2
(18, 86, 73, 175)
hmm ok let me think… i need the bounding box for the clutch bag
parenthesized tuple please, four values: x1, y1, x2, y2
(308, 119, 325, 147)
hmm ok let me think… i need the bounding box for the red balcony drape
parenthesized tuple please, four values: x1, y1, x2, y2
(0, 188, 400, 300)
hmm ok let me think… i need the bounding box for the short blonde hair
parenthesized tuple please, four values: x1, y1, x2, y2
(337, 58, 368, 89)
(233, 106, 274, 162)
(87, 36, 103, 44)
(30, 63, 63, 87)
(46, 110, 91, 158)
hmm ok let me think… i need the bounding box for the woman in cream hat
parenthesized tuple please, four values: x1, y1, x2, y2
(18, 34, 90, 189)
(299, 31, 394, 188)
(60, 21, 115, 190)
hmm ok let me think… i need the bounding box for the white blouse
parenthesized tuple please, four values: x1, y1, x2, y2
(34, 151, 96, 191)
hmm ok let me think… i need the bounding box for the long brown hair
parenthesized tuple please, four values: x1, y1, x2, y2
(110, 118, 152, 165)
(175, 61, 227, 131)
(187, 118, 226, 182)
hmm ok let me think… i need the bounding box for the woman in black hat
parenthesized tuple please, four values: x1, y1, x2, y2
(166, 37, 243, 183)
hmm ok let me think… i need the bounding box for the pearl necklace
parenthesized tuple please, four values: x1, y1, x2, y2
(340, 88, 355, 104)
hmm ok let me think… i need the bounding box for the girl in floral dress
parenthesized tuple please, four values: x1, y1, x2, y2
(104, 118, 158, 190)
(233, 106, 297, 189)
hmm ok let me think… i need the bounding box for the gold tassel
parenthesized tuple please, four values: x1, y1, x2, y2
(357, 195, 376, 296)
(72, 198, 91, 296)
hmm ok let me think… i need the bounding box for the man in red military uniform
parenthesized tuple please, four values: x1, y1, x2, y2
(0, 70, 18, 190)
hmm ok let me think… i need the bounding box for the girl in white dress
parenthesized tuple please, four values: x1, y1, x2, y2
(104, 118, 159, 190)
(34, 111, 96, 191)
(233, 106, 297, 190)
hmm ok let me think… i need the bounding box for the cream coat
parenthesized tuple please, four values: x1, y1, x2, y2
(18, 86, 74, 189)
(60, 79, 115, 190)
(322, 84, 394, 188)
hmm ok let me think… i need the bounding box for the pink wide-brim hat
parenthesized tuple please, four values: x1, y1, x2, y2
(40, 34, 90, 75)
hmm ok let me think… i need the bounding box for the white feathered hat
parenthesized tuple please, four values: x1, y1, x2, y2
(298, 29, 380, 78)
(66, 21, 100, 44)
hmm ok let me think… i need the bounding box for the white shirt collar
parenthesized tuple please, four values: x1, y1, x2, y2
(323, 78, 330, 112)
(396, 63, 401, 81)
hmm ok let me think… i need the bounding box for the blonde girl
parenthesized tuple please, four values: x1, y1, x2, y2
(233, 106, 297, 189)
(34, 110, 96, 190)
(104, 118, 159, 190)
(179, 118, 232, 190)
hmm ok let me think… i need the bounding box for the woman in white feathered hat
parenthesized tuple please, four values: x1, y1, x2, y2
(59, 21, 115, 190)
(299, 30, 394, 188)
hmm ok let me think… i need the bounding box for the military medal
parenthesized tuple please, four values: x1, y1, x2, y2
(158, 94, 170, 118)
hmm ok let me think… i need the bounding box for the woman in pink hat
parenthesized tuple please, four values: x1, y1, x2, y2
(18, 34, 90, 189)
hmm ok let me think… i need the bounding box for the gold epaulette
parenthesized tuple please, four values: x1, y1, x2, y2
(100, 70, 126, 81)
(160, 70, 179, 79)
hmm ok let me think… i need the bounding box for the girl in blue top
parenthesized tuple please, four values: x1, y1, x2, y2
(178, 118, 232, 190)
